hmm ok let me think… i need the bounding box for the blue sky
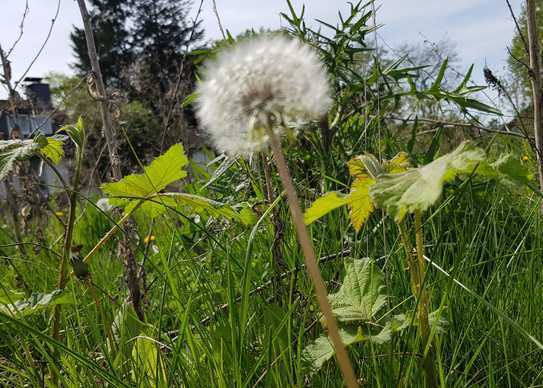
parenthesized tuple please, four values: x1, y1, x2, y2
(0, 0, 523, 105)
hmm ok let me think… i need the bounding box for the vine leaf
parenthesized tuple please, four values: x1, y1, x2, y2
(102, 143, 188, 201)
(370, 141, 532, 222)
(305, 152, 408, 232)
(326, 258, 387, 324)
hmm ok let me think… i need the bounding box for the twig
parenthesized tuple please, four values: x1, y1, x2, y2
(13, 0, 60, 91)
(505, 0, 530, 56)
(212, 0, 226, 39)
(525, 0, 543, 200)
(6, 0, 30, 58)
(75, 0, 145, 321)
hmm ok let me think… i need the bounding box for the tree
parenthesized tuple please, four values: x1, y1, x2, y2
(127, 0, 204, 105)
(70, 0, 132, 88)
(507, 3, 543, 97)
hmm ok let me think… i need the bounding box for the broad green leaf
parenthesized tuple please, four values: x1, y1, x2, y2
(304, 192, 349, 225)
(370, 141, 487, 222)
(102, 143, 188, 200)
(303, 325, 392, 371)
(132, 334, 167, 387)
(327, 258, 387, 323)
(59, 116, 86, 149)
(39, 135, 65, 164)
(0, 289, 73, 317)
(347, 176, 375, 232)
(371, 141, 532, 221)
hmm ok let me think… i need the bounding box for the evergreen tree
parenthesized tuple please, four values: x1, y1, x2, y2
(70, 0, 131, 87)
(128, 0, 204, 101)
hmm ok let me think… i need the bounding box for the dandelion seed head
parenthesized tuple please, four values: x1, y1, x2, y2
(196, 35, 331, 155)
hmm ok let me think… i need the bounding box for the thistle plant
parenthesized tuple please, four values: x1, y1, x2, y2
(196, 35, 359, 387)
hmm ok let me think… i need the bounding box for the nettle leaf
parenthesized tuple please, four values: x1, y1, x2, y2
(370, 141, 532, 222)
(102, 143, 188, 200)
(327, 258, 387, 323)
(0, 289, 73, 317)
(0, 135, 65, 180)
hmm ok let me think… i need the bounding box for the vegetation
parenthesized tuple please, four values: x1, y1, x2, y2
(1, 1, 543, 387)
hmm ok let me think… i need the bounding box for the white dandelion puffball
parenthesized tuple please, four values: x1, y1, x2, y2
(196, 35, 331, 155)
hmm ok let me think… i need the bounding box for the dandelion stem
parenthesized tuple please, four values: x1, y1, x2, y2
(266, 127, 359, 388)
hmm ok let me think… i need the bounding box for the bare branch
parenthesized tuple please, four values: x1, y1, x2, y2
(14, 0, 60, 91)
(6, 0, 30, 58)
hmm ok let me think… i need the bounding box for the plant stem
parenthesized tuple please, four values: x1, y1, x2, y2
(261, 154, 286, 273)
(51, 144, 83, 341)
(76, 0, 145, 321)
(414, 210, 437, 388)
(266, 127, 359, 388)
(525, 0, 543, 209)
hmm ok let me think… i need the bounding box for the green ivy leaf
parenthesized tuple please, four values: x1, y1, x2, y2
(371, 141, 532, 221)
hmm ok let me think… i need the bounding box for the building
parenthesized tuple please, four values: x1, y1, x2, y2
(0, 77, 55, 140)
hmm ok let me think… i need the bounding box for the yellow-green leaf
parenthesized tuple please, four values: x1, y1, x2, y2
(304, 191, 350, 225)
(102, 143, 188, 200)
(347, 176, 375, 232)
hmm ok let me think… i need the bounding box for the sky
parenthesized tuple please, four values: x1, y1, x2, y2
(0, 0, 524, 106)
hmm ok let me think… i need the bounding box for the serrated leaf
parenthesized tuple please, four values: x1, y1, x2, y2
(39, 135, 65, 164)
(347, 176, 375, 232)
(370, 141, 487, 222)
(0, 135, 65, 180)
(303, 324, 392, 372)
(103, 143, 188, 197)
(60, 116, 86, 149)
(101, 143, 189, 213)
(304, 191, 349, 225)
(327, 258, 387, 323)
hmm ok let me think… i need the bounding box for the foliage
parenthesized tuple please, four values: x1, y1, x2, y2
(0, 134, 65, 180)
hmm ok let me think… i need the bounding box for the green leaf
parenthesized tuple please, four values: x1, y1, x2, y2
(370, 141, 488, 222)
(304, 192, 349, 225)
(431, 58, 448, 92)
(0, 135, 65, 180)
(0, 289, 73, 317)
(102, 143, 188, 199)
(327, 258, 387, 323)
(347, 176, 375, 232)
(39, 135, 65, 164)
(371, 141, 532, 221)
(131, 334, 167, 387)
(59, 116, 86, 149)
(303, 324, 392, 372)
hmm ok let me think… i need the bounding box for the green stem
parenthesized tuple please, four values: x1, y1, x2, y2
(414, 210, 437, 388)
(51, 147, 83, 341)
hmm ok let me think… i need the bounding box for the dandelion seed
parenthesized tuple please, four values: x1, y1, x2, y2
(96, 198, 113, 213)
(196, 35, 331, 155)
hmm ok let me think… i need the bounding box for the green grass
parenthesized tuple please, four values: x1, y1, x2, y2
(1, 150, 543, 387)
